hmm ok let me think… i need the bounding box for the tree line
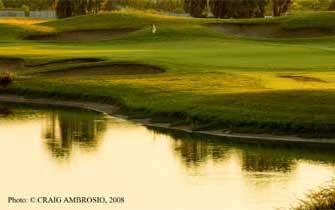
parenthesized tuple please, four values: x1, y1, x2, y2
(54, 0, 335, 18)
(185, 0, 292, 18)
(118, 0, 184, 13)
(0, 0, 55, 10)
(56, 0, 118, 18)
(56, 0, 185, 17)
(0, 0, 335, 19)
(54, 0, 292, 18)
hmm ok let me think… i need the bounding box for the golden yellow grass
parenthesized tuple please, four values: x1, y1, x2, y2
(0, 18, 49, 25)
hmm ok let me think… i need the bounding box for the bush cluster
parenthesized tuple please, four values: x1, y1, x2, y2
(0, 71, 15, 88)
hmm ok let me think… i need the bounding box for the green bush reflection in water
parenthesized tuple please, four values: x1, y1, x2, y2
(2, 103, 335, 173)
(1, 103, 335, 210)
(42, 108, 107, 159)
(149, 128, 335, 174)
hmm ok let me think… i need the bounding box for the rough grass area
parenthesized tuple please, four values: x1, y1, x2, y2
(1, 11, 335, 137)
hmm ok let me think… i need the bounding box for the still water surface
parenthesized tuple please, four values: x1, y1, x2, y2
(0, 103, 334, 210)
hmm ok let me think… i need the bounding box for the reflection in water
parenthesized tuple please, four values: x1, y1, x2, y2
(1, 103, 335, 210)
(169, 129, 294, 172)
(242, 152, 293, 172)
(0, 105, 12, 117)
(152, 128, 335, 174)
(42, 109, 107, 159)
(173, 135, 294, 172)
(174, 138, 228, 166)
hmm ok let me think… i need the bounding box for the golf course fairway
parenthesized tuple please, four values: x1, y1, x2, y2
(1, 11, 335, 138)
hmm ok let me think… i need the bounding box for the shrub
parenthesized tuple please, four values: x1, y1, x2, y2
(0, 71, 15, 88)
(289, 181, 335, 210)
(21, 4, 30, 17)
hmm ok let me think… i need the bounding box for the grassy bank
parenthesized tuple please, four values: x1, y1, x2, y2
(1, 11, 335, 137)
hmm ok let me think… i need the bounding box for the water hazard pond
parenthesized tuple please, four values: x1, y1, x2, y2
(0, 103, 334, 210)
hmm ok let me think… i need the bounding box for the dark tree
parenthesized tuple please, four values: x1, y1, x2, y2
(209, 0, 269, 18)
(329, 0, 335, 10)
(103, 0, 120, 11)
(87, 0, 104, 14)
(210, 0, 228, 18)
(273, 0, 291, 16)
(184, 0, 207, 18)
(72, 0, 88, 16)
(117, 0, 183, 12)
(56, 0, 110, 18)
(56, 0, 73, 18)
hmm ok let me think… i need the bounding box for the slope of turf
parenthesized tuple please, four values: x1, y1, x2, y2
(1, 11, 335, 138)
(220, 11, 335, 30)
(39, 11, 206, 31)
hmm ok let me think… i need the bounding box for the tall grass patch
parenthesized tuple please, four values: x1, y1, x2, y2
(290, 181, 335, 210)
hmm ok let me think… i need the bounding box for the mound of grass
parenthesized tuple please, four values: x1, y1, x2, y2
(219, 11, 335, 32)
(0, 21, 54, 40)
(39, 11, 335, 36)
(2, 11, 335, 42)
(281, 12, 335, 30)
(39, 11, 206, 32)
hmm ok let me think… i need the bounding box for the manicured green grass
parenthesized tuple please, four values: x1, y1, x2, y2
(39, 11, 207, 31)
(1, 11, 335, 137)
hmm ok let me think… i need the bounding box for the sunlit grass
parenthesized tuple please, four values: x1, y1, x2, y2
(1, 11, 335, 136)
(0, 18, 49, 25)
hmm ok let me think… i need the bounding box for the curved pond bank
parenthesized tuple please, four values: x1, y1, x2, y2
(1, 102, 335, 210)
(0, 94, 334, 145)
